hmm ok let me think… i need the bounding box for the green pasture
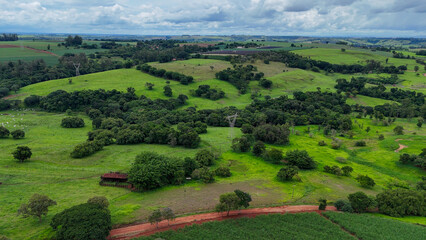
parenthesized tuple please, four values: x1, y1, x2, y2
(0, 109, 424, 239)
(0, 47, 58, 65)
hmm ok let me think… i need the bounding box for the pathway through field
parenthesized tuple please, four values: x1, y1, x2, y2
(108, 205, 337, 240)
(394, 139, 408, 152)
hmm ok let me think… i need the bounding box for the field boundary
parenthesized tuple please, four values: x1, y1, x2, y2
(108, 205, 337, 240)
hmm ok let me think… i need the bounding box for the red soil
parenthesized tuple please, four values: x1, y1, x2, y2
(108, 205, 337, 240)
(394, 139, 408, 152)
(0, 44, 58, 56)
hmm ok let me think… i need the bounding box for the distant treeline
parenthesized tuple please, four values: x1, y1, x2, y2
(0, 53, 124, 97)
(245, 51, 407, 74)
(0, 33, 18, 41)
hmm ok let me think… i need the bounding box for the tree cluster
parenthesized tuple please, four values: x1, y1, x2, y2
(215, 190, 252, 216)
(215, 64, 264, 93)
(0, 33, 18, 41)
(191, 85, 225, 100)
(138, 64, 194, 85)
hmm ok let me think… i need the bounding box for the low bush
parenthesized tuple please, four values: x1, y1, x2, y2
(61, 117, 85, 128)
(215, 166, 231, 177)
(11, 129, 25, 139)
(70, 141, 103, 158)
(354, 140, 366, 146)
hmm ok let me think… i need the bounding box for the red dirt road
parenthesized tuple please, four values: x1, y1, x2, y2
(108, 205, 337, 240)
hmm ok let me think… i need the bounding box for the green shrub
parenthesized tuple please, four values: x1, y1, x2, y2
(11, 129, 25, 139)
(215, 166, 231, 177)
(50, 203, 111, 240)
(354, 140, 366, 146)
(277, 166, 299, 181)
(61, 117, 85, 128)
(318, 198, 327, 210)
(376, 189, 425, 217)
(356, 175, 375, 188)
(318, 140, 327, 146)
(195, 149, 215, 167)
(0, 126, 10, 138)
(378, 134, 385, 140)
(252, 141, 266, 156)
(285, 149, 316, 169)
(263, 148, 283, 164)
(348, 191, 375, 213)
(70, 141, 103, 158)
(183, 157, 199, 177)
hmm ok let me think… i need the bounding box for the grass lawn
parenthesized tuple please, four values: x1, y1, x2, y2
(0, 109, 424, 239)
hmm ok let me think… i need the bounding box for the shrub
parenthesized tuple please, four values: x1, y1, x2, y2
(334, 200, 354, 213)
(348, 191, 375, 213)
(336, 157, 347, 163)
(331, 138, 343, 149)
(354, 140, 366, 146)
(128, 152, 185, 190)
(215, 166, 231, 177)
(0, 126, 10, 138)
(163, 85, 173, 97)
(318, 140, 327, 146)
(240, 124, 254, 134)
(253, 124, 290, 145)
(356, 175, 375, 188)
(87, 196, 109, 209)
(231, 136, 252, 152)
(183, 157, 199, 177)
(341, 166, 353, 176)
(324, 165, 343, 176)
(263, 148, 283, 164)
(376, 189, 425, 217)
(285, 149, 316, 169)
(399, 153, 417, 164)
(199, 167, 215, 183)
(252, 141, 266, 156)
(11, 129, 25, 139)
(70, 141, 103, 158)
(195, 149, 215, 167)
(61, 117, 85, 128)
(277, 166, 299, 181)
(393, 125, 404, 135)
(318, 198, 327, 210)
(24, 95, 40, 107)
(259, 79, 272, 88)
(12, 146, 32, 162)
(50, 203, 111, 240)
(378, 134, 384, 140)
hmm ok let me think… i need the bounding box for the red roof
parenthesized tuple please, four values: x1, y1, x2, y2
(102, 172, 128, 180)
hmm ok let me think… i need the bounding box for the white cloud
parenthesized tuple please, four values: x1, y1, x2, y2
(0, 0, 424, 37)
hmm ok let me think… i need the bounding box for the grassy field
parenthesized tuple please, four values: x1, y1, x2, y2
(141, 213, 356, 240)
(0, 108, 424, 239)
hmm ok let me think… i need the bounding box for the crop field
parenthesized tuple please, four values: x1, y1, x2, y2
(323, 212, 426, 240)
(141, 213, 356, 240)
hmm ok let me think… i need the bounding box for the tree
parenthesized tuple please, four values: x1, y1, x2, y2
(12, 146, 32, 162)
(10, 84, 19, 93)
(215, 192, 240, 216)
(183, 157, 199, 177)
(61, 117, 85, 128)
(414, 65, 419, 72)
(148, 209, 163, 228)
(195, 149, 215, 167)
(231, 136, 252, 152)
(18, 194, 56, 222)
(162, 208, 175, 226)
(341, 166, 353, 176)
(163, 85, 172, 97)
(252, 141, 266, 156)
(87, 196, 109, 209)
(199, 167, 215, 183)
(0, 126, 9, 138)
(284, 149, 316, 169)
(51, 203, 111, 240)
(11, 129, 25, 139)
(348, 192, 374, 213)
(277, 166, 299, 181)
(318, 198, 327, 210)
(145, 82, 155, 90)
(215, 166, 231, 177)
(263, 148, 283, 164)
(376, 189, 425, 217)
(356, 175, 375, 188)
(393, 125, 404, 135)
(234, 189, 252, 209)
(417, 118, 423, 128)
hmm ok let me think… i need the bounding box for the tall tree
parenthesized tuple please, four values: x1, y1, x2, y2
(18, 194, 56, 222)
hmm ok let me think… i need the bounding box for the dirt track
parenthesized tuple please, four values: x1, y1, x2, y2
(394, 139, 408, 152)
(108, 205, 337, 240)
(0, 44, 58, 56)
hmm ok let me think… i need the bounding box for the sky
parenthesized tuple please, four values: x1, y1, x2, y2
(0, 0, 425, 37)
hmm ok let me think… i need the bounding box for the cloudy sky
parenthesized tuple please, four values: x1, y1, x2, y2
(0, 0, 425, 37)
